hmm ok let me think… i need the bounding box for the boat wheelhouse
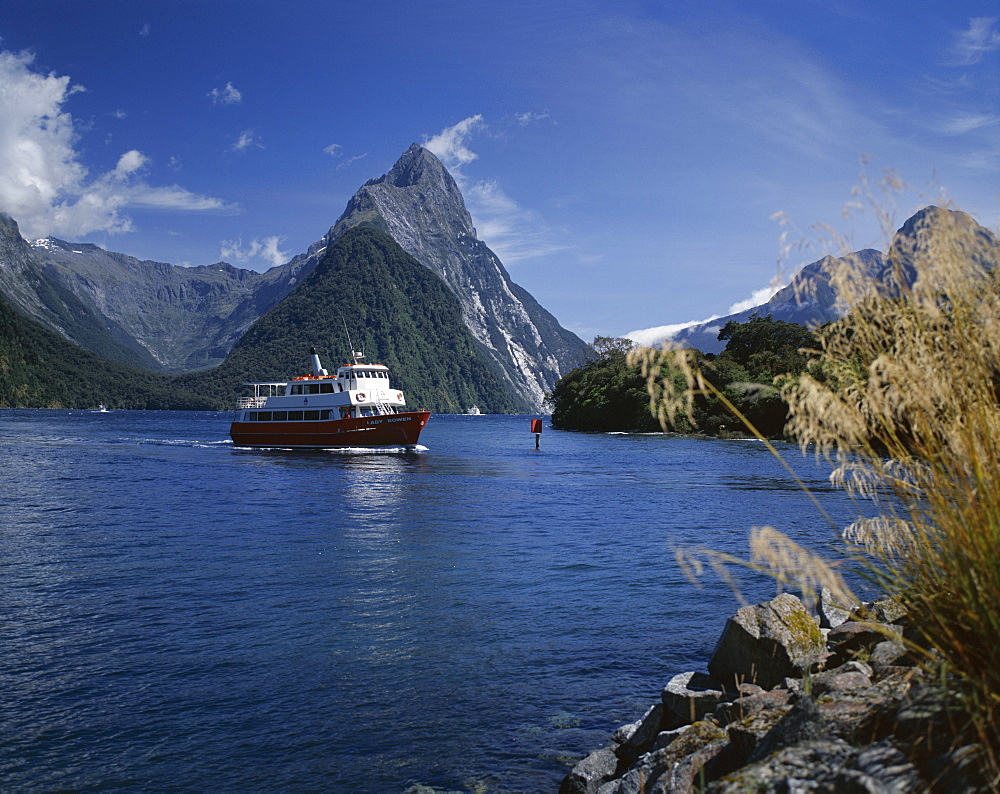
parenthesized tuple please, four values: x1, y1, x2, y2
(229, 347, 430, 449)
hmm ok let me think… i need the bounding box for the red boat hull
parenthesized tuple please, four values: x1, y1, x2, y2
(229, 411, 430, 449)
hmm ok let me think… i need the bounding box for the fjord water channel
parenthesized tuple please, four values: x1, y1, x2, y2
(1, 410, 871, 791)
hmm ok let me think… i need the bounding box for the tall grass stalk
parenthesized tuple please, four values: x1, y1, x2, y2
(629, 203, 1000, 781)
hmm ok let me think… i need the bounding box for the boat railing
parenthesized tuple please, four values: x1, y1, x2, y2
(236, 397, 268, 409)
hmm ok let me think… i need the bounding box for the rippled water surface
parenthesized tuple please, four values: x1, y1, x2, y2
(1, 410, 865, 791)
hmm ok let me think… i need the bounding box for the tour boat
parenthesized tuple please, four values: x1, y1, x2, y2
(229, 348, 430, 449)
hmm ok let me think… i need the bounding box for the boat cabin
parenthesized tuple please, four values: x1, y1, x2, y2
(235, 357, 408, 423)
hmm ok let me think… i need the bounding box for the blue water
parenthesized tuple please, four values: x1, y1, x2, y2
(1, 410, 866, 791)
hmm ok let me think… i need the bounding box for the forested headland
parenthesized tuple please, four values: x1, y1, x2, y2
(549, 314, 816, 438)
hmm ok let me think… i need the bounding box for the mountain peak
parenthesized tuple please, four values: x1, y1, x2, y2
(330, 144, 476, 244)
(321, 143, 590, 410)
(381, 143, 451, 189)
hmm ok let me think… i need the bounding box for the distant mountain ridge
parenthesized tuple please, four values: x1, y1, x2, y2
(666, 248, 884, 353)
(28, 235, 310, 372)
(653, 207, 996, 353)
(0, 213, 163, 370)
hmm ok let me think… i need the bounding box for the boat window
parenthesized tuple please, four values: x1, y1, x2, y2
(321, 410, 332, 420)
(320, 383, 334, 393)
(257, 411, 272, 422)
(272, 411, 287, 421)
(287, 410, 303, 421)
(305, 410, 319, 421)
(290, 384, 302, 395)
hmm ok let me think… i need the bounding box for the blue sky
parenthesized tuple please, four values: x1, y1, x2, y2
(1, 1, 997, 343)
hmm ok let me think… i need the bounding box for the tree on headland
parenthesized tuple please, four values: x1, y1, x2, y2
(549, 336, 661, 432)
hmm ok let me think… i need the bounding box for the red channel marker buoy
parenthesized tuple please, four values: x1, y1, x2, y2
(531, 418, 542, 449)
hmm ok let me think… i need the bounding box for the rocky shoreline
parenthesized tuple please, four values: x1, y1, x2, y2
(560, 590, 989, 793)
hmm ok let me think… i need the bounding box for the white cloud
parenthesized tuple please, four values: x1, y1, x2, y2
(947, 17, 1000, 66)
(231, 128, 261, 153)
(515, 110, 550, 125)
(139, 23, 151, 37)
(220, 235, 289, 268)
(0, 49, 231, 240)
(465, 179, 568, 262)
(423, 115, 483, 173)
(336, 152, 368, 170)
(114, 149, 148, 175)
(624, 280, 782, 348)
(421, 115, 567, 263)
(323, 143, 342, 157)
(934, 112, 1000, 135)
(623, 319, 721, 348)
(209, 81, 242, 105)
(725, 282, 783, 314)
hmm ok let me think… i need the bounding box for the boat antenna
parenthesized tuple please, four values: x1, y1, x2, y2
(342, 318, 364, 364)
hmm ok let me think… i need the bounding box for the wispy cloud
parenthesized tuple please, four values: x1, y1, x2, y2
(209, 81, 242, 105)
(423, 115, 484, 173)
(230, 128, 261, 153)
(220, 235, 289, 268)
(947, 16, 1000, 66)
(624, 278, 786, 348)
(323, 143, 342, 157)
(934, 112, 1000, 135)
(623, 318, 721, 348)
(422, 115, 567, 262)
(336, 152, 368, 170)
(515, 110, 550, 125)
(465, 179, 568, 262)
(139, 23, 150, 37)
(0, 49, 231, 239)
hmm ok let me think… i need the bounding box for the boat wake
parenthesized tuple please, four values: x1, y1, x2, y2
(229, 443, 427, 454)
(325, 444, 429, 454)
(136, 438, 234, 449)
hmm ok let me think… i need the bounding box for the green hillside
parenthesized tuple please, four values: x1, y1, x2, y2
(0, 292, 214, 409)
(180, 227, 530, 413)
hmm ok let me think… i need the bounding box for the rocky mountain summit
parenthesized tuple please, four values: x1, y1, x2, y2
(562, 591, 987, 793)
(318, 144, 591, 409)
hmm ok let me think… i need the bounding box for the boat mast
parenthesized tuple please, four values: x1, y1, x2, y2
(343, 319, 364, 365)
